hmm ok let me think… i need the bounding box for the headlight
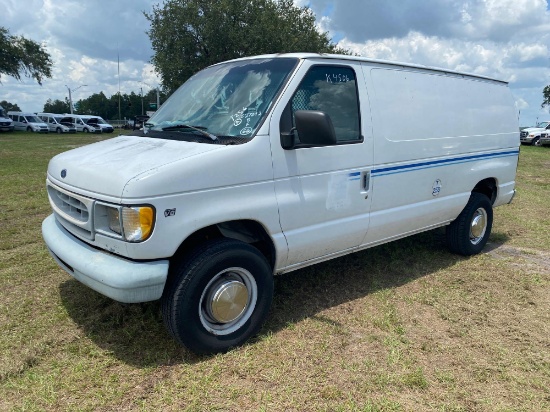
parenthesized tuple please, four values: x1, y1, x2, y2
(98, 204, 155, 242)
(121, 207, 154, 241)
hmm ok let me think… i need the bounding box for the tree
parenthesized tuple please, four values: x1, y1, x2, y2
(542, 85, 550, 112)
(145, 0, 349, 93)
(0, 100, 20, 111)
(43, 98, 70, 114)
(0, 27, 52, 85)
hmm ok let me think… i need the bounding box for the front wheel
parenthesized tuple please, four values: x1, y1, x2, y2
(83, 128, 88, 133)
(532, 137, 541, 146)
(161, 238, 273, 354)
(56, 127, 62, 134)
(446, 192, 493, 256)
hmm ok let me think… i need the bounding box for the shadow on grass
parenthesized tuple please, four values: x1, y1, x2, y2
(59, 229, 510, 367)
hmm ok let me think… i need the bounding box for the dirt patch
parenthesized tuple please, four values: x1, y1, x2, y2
(486, 243, 550, 273)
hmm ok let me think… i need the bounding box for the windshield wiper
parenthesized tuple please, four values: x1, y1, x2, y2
(156, 124, 218, 141)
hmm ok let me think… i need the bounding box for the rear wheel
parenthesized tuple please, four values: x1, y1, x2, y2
(446, 192, 493, 256)
(161, 238, 273, 354)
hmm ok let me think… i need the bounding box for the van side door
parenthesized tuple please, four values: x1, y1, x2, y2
(270, 59, 374, 269)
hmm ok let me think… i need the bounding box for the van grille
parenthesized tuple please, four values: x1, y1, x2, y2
(51, 189, 89, 222)
(47, 183, 95, 239)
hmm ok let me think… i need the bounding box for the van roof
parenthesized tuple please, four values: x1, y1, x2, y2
(7, 111, 39, 115)
(220, 53, 508, 84)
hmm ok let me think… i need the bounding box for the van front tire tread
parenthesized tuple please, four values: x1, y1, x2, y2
(161, 238, 273, 355)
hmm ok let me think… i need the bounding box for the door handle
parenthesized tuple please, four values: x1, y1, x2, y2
(361, 171, 370, 199)
(362, 171, 370, 191)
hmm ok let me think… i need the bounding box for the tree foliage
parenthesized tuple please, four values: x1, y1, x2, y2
(542, 85, 550, 112)
(0, 26, 52, 85)
(145, 0, 349, 93)
(43, 98, 71, 114)
(0, 100, 21, 111)
(53, 89, 167, 120)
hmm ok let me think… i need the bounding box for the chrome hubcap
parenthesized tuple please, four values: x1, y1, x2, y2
(470, 208, 487, 245)
(199, 267, 257, 336)
(208, 280, 248, 323)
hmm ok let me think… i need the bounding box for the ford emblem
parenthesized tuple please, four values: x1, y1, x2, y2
(61, 169, 67, 178)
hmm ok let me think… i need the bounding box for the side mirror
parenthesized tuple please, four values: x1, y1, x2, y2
(294, 110, 337, 147)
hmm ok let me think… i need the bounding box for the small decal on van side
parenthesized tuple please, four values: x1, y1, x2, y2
(164, 208, 176, 217)
(432, 179, 442, 196)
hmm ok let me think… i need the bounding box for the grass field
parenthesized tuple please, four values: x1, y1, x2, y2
(1, 131, 549, 411)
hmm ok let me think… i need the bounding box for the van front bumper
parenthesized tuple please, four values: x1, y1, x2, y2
(42, 214, 169, 303)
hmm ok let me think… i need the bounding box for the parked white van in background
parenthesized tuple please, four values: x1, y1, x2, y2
(42, 54, 519, 354)
(0, 105, 14, 132)
(65, 114, 102, 133)
(8, 111, 48, 133)
(79, 115, 114, 133)
(37, 113, 77, 134)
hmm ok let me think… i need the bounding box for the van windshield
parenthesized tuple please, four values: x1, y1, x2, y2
(26, 115, 41, 123)
(146, 57, 298, 140)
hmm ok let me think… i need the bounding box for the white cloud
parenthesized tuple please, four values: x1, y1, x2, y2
(515, 97, 529, 110)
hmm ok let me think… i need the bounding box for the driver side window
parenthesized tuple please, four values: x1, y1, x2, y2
(290, 65, 361, 142)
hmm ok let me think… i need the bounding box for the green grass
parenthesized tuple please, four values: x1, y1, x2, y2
(1, 133, 549, 411)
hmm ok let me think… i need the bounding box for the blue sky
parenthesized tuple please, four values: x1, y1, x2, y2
(2, 0, 550, 125)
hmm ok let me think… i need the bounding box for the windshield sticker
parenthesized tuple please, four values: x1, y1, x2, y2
(231, 107, 263, 127)
(240, 127, 253, 135)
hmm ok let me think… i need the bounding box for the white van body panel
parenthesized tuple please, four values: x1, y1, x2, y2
(42, 53, 519, 303)
(358, 64, 519, 247)
(268, 58, 374, 268)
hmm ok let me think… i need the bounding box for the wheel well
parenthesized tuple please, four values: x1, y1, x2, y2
(473, 178, 497, 204)
(173, 220, 276, 269)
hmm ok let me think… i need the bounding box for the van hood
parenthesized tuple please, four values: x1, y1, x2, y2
(47, 135, 224, 199)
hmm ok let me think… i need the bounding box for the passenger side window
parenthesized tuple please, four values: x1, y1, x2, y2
(291, 65, 361, 142)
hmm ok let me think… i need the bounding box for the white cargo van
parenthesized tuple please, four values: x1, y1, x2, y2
(8, 111, 49, 133)
(64, 114, 102, 133)
(42, 54, 519, 354)
(0, 105, 14, 132)
(37, 113, 77, 134)
(79, 115, 114, 133)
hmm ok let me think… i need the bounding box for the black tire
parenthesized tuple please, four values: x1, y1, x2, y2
(161, 238, 273, 354)
(446, 192, 493, 256)
(83, 128, 88, 133)
(56, 127, 62, 134)
(26, 126, 32, 132)
(532, 137, 540, 146)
